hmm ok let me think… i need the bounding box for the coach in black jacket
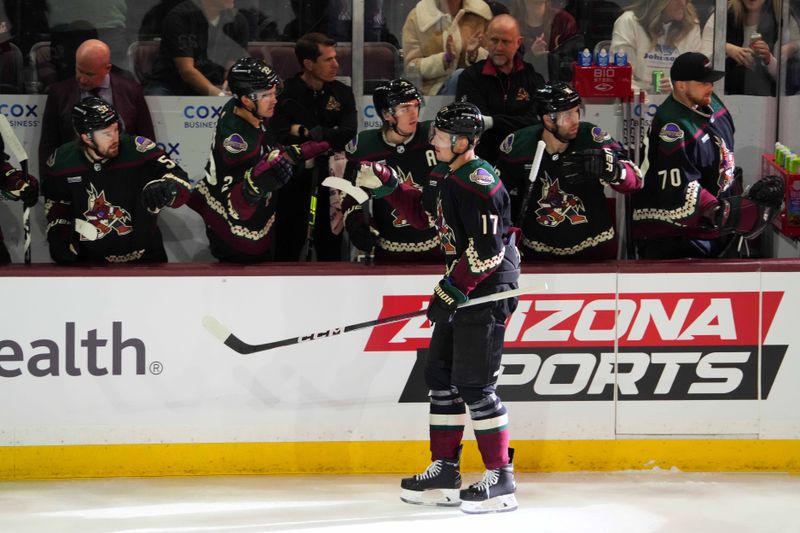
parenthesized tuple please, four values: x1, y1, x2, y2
(271, 33, 357, 262)
(457, 14, 544, 164)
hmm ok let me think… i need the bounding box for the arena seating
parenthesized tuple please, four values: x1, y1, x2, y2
(0, 41, 24, 93)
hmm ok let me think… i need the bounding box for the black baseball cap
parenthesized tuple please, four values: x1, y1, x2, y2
(671, 52, 725, 82)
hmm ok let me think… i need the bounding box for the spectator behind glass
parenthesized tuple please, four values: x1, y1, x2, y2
(144, 0, 248, 96)
(456, 14, 545, 163)
(46, 0, 128, 78)
(137, 0, 186, 39)
(327, 0, 400, 46)
(402, 0, 492, 95)
(717, 0, 800, 96)
(282, 0, 328, 40)
(510, 0, 580, 81)
(1, 0, 49, 73)
(611, 0, 702, 93)
(236, 0, 281, 41)
(511, 0, 578, 58)
(39, 39, 155, 172)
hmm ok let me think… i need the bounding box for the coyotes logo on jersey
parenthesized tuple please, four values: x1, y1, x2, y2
(715, 136, 735, 193)
(391, 167, 423, 228)
(535, 173, 587, 227)
(83, 184, 133, 239)
(435, 197, 457, 254)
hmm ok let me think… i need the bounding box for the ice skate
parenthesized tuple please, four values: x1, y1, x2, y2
(459, 448, 518, 514)
(400, 446, 462, 507)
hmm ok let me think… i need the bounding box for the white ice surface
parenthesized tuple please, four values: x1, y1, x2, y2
(1, 471, 798, 533)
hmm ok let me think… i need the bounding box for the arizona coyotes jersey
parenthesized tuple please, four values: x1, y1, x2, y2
(387, 158, 516, 296)
(188, 99, 279, 261)
(43, 134, 190, 263)
(632, 93, 736, 239)
(343, 121, 442, 262)
(497, 122, 639, 259)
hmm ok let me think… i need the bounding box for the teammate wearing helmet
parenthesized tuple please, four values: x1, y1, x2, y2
(356, 100, 521, 514)
(342, 78, 441, 263)
(496, 82, 642, 260)
(41, 96, 191, 264)
(188, 57, 331, 262)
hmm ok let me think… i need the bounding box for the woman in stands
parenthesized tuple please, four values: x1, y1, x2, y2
(401, 0, 492, 95)
(511, 0, 579, 58)
(509, 0, 580, 81)
(718, 0, 800, 95)
(611, 0, 702, 93)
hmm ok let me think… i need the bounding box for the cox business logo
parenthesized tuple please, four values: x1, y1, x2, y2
(183, 104, 223, 119)
(0, 103, 39, 118)
(362, 103, 382, 128)
(183, 104, 223, 128)
(157, 142, 181, 158)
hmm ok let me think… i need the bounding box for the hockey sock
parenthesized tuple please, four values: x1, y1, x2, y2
(468, 393, 510, 470)
(429, 387, 466, 461)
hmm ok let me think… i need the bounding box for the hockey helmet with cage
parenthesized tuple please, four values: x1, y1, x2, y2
(72, 96, 119, 136)
(432, 99, 484, 145)
(373, 78, 423, 119)
(228, 57, 282, 100)
(534, 82, 582, 117)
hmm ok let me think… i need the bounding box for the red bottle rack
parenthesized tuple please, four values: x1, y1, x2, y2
(762, 154, 800, 238)
(573, 63, 633, 98)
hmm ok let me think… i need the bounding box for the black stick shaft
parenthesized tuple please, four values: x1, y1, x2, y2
(208, 284, 547, 355)
(21, 160, 30, 264)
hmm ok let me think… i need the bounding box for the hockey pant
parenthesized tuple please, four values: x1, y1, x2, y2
(425, 282, 518, 470)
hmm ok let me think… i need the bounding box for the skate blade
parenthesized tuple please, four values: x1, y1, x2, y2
(460, 493, 518, 514)
(400, 488, 461, 507)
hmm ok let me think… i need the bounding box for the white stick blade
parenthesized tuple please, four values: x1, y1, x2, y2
(322, 176, 370, 204)
(74, 219, 100, 241)
(202, 315, 231, 342)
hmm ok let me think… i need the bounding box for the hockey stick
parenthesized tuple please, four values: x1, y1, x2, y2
(322, 176, 369, 204)
(0, 114, 31, 263)
(202, 282, 549, 355)
(75, 219, 100, 241)
(634, 90, 644, 167)
(625, 90, 646, 259)
(516, 140, 546, 224)
(299, 162, 319, 261)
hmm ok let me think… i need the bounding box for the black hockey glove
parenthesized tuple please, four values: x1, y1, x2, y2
(355, 162, 398, 199)
(345, 210, 380, 252)
(282, 140, 331, 166)
(302, 125, 325, 142)
(712, 175, 784, 239)
(243, 150, 294, 202)
(141, 178, 178, 213)
(49, 233, 79, 264)
(427, 278, 468, 324)
(1, 165, 39, 207)
(561, 148, 622, 186)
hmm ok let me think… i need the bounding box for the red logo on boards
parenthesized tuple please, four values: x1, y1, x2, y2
(365, 292, 783, 351)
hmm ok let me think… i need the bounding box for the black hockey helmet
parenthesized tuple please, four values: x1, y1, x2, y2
(72, 96, 119, 136)
(534, 82, 582, 116)
(433, 99, 484, 144)
(373, 78, 423, 119)
(228, 57, 282, 99)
